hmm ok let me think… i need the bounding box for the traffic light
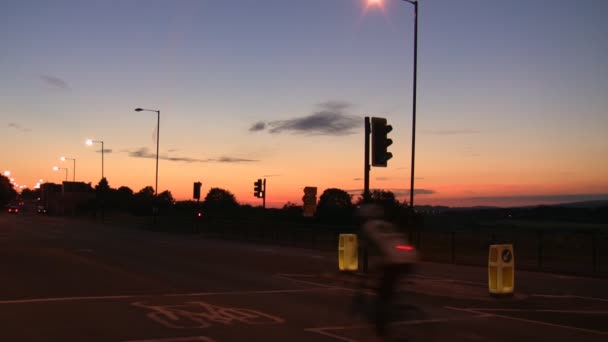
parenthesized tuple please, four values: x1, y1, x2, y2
(371, 117, 393, 167)
(254, 179, 263, 198)
(193, 182, 202, 200)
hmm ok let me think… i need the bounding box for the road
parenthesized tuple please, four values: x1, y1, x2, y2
(1, 209, 607, 341)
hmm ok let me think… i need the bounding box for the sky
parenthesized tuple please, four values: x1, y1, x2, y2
(1, 0, 607, 208)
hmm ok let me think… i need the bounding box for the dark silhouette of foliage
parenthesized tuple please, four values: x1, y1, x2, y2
(316, 188, 354, 224)
(203, 188, 238, 217)
(0, 175, 17, 207)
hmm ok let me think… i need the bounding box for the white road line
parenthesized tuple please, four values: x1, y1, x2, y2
(411, 274, 486, 286)
(304, 328, 358, 342)
(446, 307, 608, 335)
(532, 294, 608, 302)
(0, 287, 338, 305)
(461, 308, 608, 314)
(273, 274, 348, 290)
(123, 336, 215, 342)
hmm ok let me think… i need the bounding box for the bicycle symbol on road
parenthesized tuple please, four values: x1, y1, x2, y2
(131, 301, 285, 329)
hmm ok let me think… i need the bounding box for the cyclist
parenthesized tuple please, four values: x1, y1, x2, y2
(355, 204, 418, 337)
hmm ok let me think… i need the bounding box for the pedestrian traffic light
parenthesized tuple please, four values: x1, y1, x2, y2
(193, 182, 202, 200)
(254, 179, 263, 198)
(371, 117, 393, 167)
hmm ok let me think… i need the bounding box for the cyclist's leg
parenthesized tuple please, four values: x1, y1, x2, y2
(374, 264, 400, 336)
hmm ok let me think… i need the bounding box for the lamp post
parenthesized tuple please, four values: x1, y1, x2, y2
(86, 139, 104, 180)
(134, 108, 160, 197)
(401, 0, 418, 209)
(53, 166, 68, 182)
(60, 156, 76, 182)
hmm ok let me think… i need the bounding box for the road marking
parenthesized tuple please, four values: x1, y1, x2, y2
(459, 308, 608, 314)
(133, 300, 284, 329)
(411, 274, 486, 286)
(123, 336, 215, 342)
(446, 307, 608, 335)
(305, 315, 488, 341)
(531, 294, 608, 302)
(274, 274, 349, 290)
(0, 287, 339, 305)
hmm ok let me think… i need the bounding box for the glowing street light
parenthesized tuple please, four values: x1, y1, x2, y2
(3, 170, 10, 176)
(86, 139, 104, 180)
(53, 166, 68, 182)
(367, 0, 419, 208)
(60, 156, 76, 182)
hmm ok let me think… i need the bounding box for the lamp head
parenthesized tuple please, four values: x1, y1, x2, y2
(53, 166, 59, 171)
(134, 108, 143, 112)
(86, 139, 93, 146)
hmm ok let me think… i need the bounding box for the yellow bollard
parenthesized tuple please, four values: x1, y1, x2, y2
(338, 234, 358, 271)
(488, 244, 515, 296)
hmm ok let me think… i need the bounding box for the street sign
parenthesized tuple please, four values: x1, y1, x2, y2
(303, 186, 317, 217)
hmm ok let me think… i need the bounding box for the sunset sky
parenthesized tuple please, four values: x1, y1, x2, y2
(2, 0, 607, 208)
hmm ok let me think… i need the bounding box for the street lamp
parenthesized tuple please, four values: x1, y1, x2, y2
(60, 156, 76, 182)
(53, 166, 68, 182)
(86, 139, 104, 180)
(399, 0, 419, 209)
(134, 108, 160, 197)
(3, 170, 9, 177)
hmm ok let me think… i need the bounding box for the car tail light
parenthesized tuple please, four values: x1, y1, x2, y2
(395, 245, 414, 251)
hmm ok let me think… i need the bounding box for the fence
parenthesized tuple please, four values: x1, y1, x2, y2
(184, 218, 607, 277)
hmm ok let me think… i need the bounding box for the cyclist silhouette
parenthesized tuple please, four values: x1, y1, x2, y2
(355, 204, 418, 337)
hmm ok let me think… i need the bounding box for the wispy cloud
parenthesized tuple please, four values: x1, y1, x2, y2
(249, 122, 266, 132)
(127, 147, 257, 163)
(38, 75, 69, 90)
(251, 101, 360, 136)
(96, 149, 112, 153)
(346, 188, 436, 198)
(423, 129, 480, 135)
(8, 122, 32, 132)
(262, 174, 282, 178)
(467, 193, 608, 204)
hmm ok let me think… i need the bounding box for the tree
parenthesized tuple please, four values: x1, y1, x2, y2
(0, 175, 17, 207)
(157, 190, 175, 207)
(316, 188, 354, 224)
(203, 188, 238, 216)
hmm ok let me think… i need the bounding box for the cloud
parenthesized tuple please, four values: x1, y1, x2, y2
(249, 121, 266, 132)
(127, 147, 257, 163)
(345, 188, 436, 198)
(375, 177, 390, 181)
(96, 149, 112, 153)
(262, 174, 282, 177)
(423, 129, 480, 135)
(251, 101, 360, 136)
(8, 122, 31, 132)
(38, 75, 69, 89)
(467, 193, 608, 204)
(167, 149, 179, 153)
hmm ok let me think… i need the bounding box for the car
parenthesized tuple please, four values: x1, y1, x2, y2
(36, 206, 48, 214)
(7, 205, 19, 214)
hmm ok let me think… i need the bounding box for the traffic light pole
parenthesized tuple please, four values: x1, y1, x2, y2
(262, 178, 266, 209)
(364, 117, 371, 202)
(362, 117, 371, 273)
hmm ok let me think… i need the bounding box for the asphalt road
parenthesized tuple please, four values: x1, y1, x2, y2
(1, 209, 607, 341)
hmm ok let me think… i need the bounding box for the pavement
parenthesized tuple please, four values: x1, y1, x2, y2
(1, 209, 607, 341)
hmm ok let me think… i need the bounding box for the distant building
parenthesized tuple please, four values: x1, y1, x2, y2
(40, 182, 94, 215)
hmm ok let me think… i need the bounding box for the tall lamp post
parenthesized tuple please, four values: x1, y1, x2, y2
(86, 139, 104, 180)
(53, 166, 68, 182)
(134, 108, 160, 197)
(401, 0, 418, 209)
(60, 156, 76, 182)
